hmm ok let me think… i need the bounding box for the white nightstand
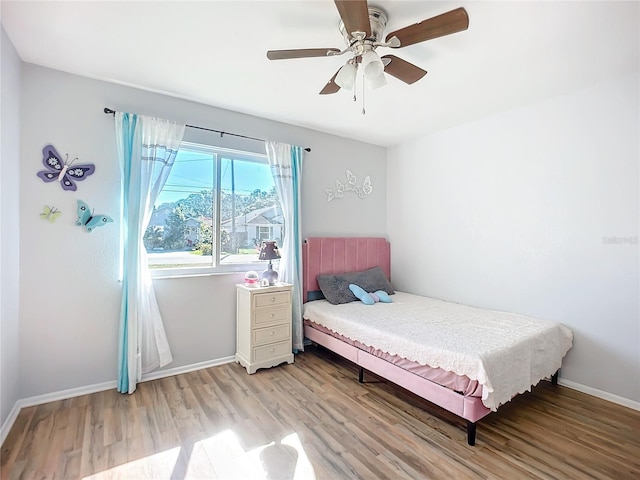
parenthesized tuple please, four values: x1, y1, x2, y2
(235, 283, 294, 374)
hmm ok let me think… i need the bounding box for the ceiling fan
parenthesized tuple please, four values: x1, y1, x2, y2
(266, 0, 469, 95)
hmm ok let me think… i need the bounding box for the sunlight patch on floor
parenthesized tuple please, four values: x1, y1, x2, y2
(81, 431, 315, 479)
(82, 447, 181, 479)
(195, 430, 316, 479)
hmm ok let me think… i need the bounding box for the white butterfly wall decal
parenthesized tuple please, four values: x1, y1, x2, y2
(345, 170, 357, 191)
(355, 176, 372, 198)
(325, 180, 344, 201)
(326, 171, 373, 201)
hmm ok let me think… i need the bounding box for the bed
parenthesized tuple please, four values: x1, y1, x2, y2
(302, 237, 573, 445)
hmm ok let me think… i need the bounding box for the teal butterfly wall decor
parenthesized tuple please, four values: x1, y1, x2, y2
(75, 200, 113, 232)
(39, 205, 62, 222)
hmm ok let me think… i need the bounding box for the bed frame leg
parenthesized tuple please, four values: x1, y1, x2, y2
(358, 367, 364, 383)
(551, 370, 559, 386)
(467, 421, 477, 446)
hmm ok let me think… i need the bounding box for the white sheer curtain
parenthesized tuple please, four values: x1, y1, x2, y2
(115, 112, 185, 394)
(265, 141, 304, 351)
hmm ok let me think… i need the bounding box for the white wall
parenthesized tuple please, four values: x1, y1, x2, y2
(387, 73, 639, 403)
(1, 26, 22, 427)
(18, 64, 386, 398)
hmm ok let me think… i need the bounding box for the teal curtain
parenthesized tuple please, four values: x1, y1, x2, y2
(115, 112, 185, 393)
(265, 142, 304, 351)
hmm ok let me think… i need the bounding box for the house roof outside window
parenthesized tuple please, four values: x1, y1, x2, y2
(221, 205, 283, 230)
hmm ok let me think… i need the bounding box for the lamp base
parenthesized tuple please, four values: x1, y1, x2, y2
(262, 262, 279, 286)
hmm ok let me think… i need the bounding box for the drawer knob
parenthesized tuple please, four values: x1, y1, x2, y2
(270, 331, 274, 335)
(270, 348, 275, 352)
(270, 297, 276, 302)
(270, 313, 275, 318)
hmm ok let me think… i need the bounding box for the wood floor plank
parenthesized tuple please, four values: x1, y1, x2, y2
(2, 345, 639, 479)
(1, 406, 35, 472)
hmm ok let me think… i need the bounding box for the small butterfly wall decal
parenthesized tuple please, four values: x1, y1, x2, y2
(75, 200, 113, 232)
(325, 180, 345, 201)
(356, 176, 373, 199)
(325, 170, 373, 201)
(37, 144, 95, 191)
(39, 205, 62, 223)
(345, 170, 357, 190)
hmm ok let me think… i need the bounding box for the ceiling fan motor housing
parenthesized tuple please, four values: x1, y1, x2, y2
(339, 6, 388, 54)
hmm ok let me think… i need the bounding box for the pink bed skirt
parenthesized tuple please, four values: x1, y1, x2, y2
(304, 319, 483, 398)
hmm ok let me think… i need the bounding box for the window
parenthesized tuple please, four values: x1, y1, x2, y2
(144, 142, 282, 275)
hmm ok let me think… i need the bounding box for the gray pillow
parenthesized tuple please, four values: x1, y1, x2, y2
(317, 266, 395, 305)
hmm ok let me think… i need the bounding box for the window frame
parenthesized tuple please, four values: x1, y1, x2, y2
(148, 141, 278, 278)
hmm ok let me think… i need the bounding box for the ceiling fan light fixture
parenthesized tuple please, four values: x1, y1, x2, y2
(361, 50, 384, 80)
(367, 71, 387, 90)
(335, 61, 357, 90)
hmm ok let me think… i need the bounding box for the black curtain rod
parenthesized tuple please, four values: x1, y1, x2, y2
(103, 108, 310, 152)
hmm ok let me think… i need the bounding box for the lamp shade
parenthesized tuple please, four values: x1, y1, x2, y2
(367, 71, 387, 90)
(258, 241, 281, 261)
(361, 51, 384, 80)
(259, 241, 281, 286)
(335, 62, 357, 90)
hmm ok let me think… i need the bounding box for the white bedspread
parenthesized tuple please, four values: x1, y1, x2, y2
(303, 292, 573, 411)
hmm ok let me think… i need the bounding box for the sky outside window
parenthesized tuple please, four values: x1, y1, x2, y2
(156, 149, 274, 206)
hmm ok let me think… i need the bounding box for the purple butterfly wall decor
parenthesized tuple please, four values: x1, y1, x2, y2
(37, 144, 95, 191)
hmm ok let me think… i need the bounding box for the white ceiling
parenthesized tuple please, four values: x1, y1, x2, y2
(2, 1, 638, 147)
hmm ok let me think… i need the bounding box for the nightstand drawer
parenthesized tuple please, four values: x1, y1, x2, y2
(253, 324, 290, 346)
(253, 291, 291, 309)
(254, 307, 290, 326)
(253, 340, 291, 362)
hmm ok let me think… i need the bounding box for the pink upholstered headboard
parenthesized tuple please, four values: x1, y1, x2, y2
(302, 237, 391, 302)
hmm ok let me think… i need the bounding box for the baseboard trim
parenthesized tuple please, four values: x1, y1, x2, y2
(557, 379, 640, 411)
(141, 356, 235, 383)
(0, 402, 22, 446)
(0, 355, 235, 447)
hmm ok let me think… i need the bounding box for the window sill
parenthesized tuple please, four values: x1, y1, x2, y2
(149, 264, 263, 280)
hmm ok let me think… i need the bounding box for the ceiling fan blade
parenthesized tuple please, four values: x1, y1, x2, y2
(382, 55, 427, 84)
(385, 7, 469, 48)
(267, 48, 340, 60)
(319, 71, 341, 95)
(334, 0, 371, 37)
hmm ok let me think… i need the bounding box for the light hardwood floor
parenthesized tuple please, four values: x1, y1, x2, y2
(2, 346, 639, 479)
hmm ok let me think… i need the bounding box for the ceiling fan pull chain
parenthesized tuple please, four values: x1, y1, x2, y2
(362, 76, 366, 115)
(353, 69, 358, 103)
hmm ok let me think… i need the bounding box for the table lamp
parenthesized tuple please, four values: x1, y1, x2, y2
(259, 240, 281, 286)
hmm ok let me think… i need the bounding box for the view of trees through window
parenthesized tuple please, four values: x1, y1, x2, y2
(144, 143, 282, 270)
